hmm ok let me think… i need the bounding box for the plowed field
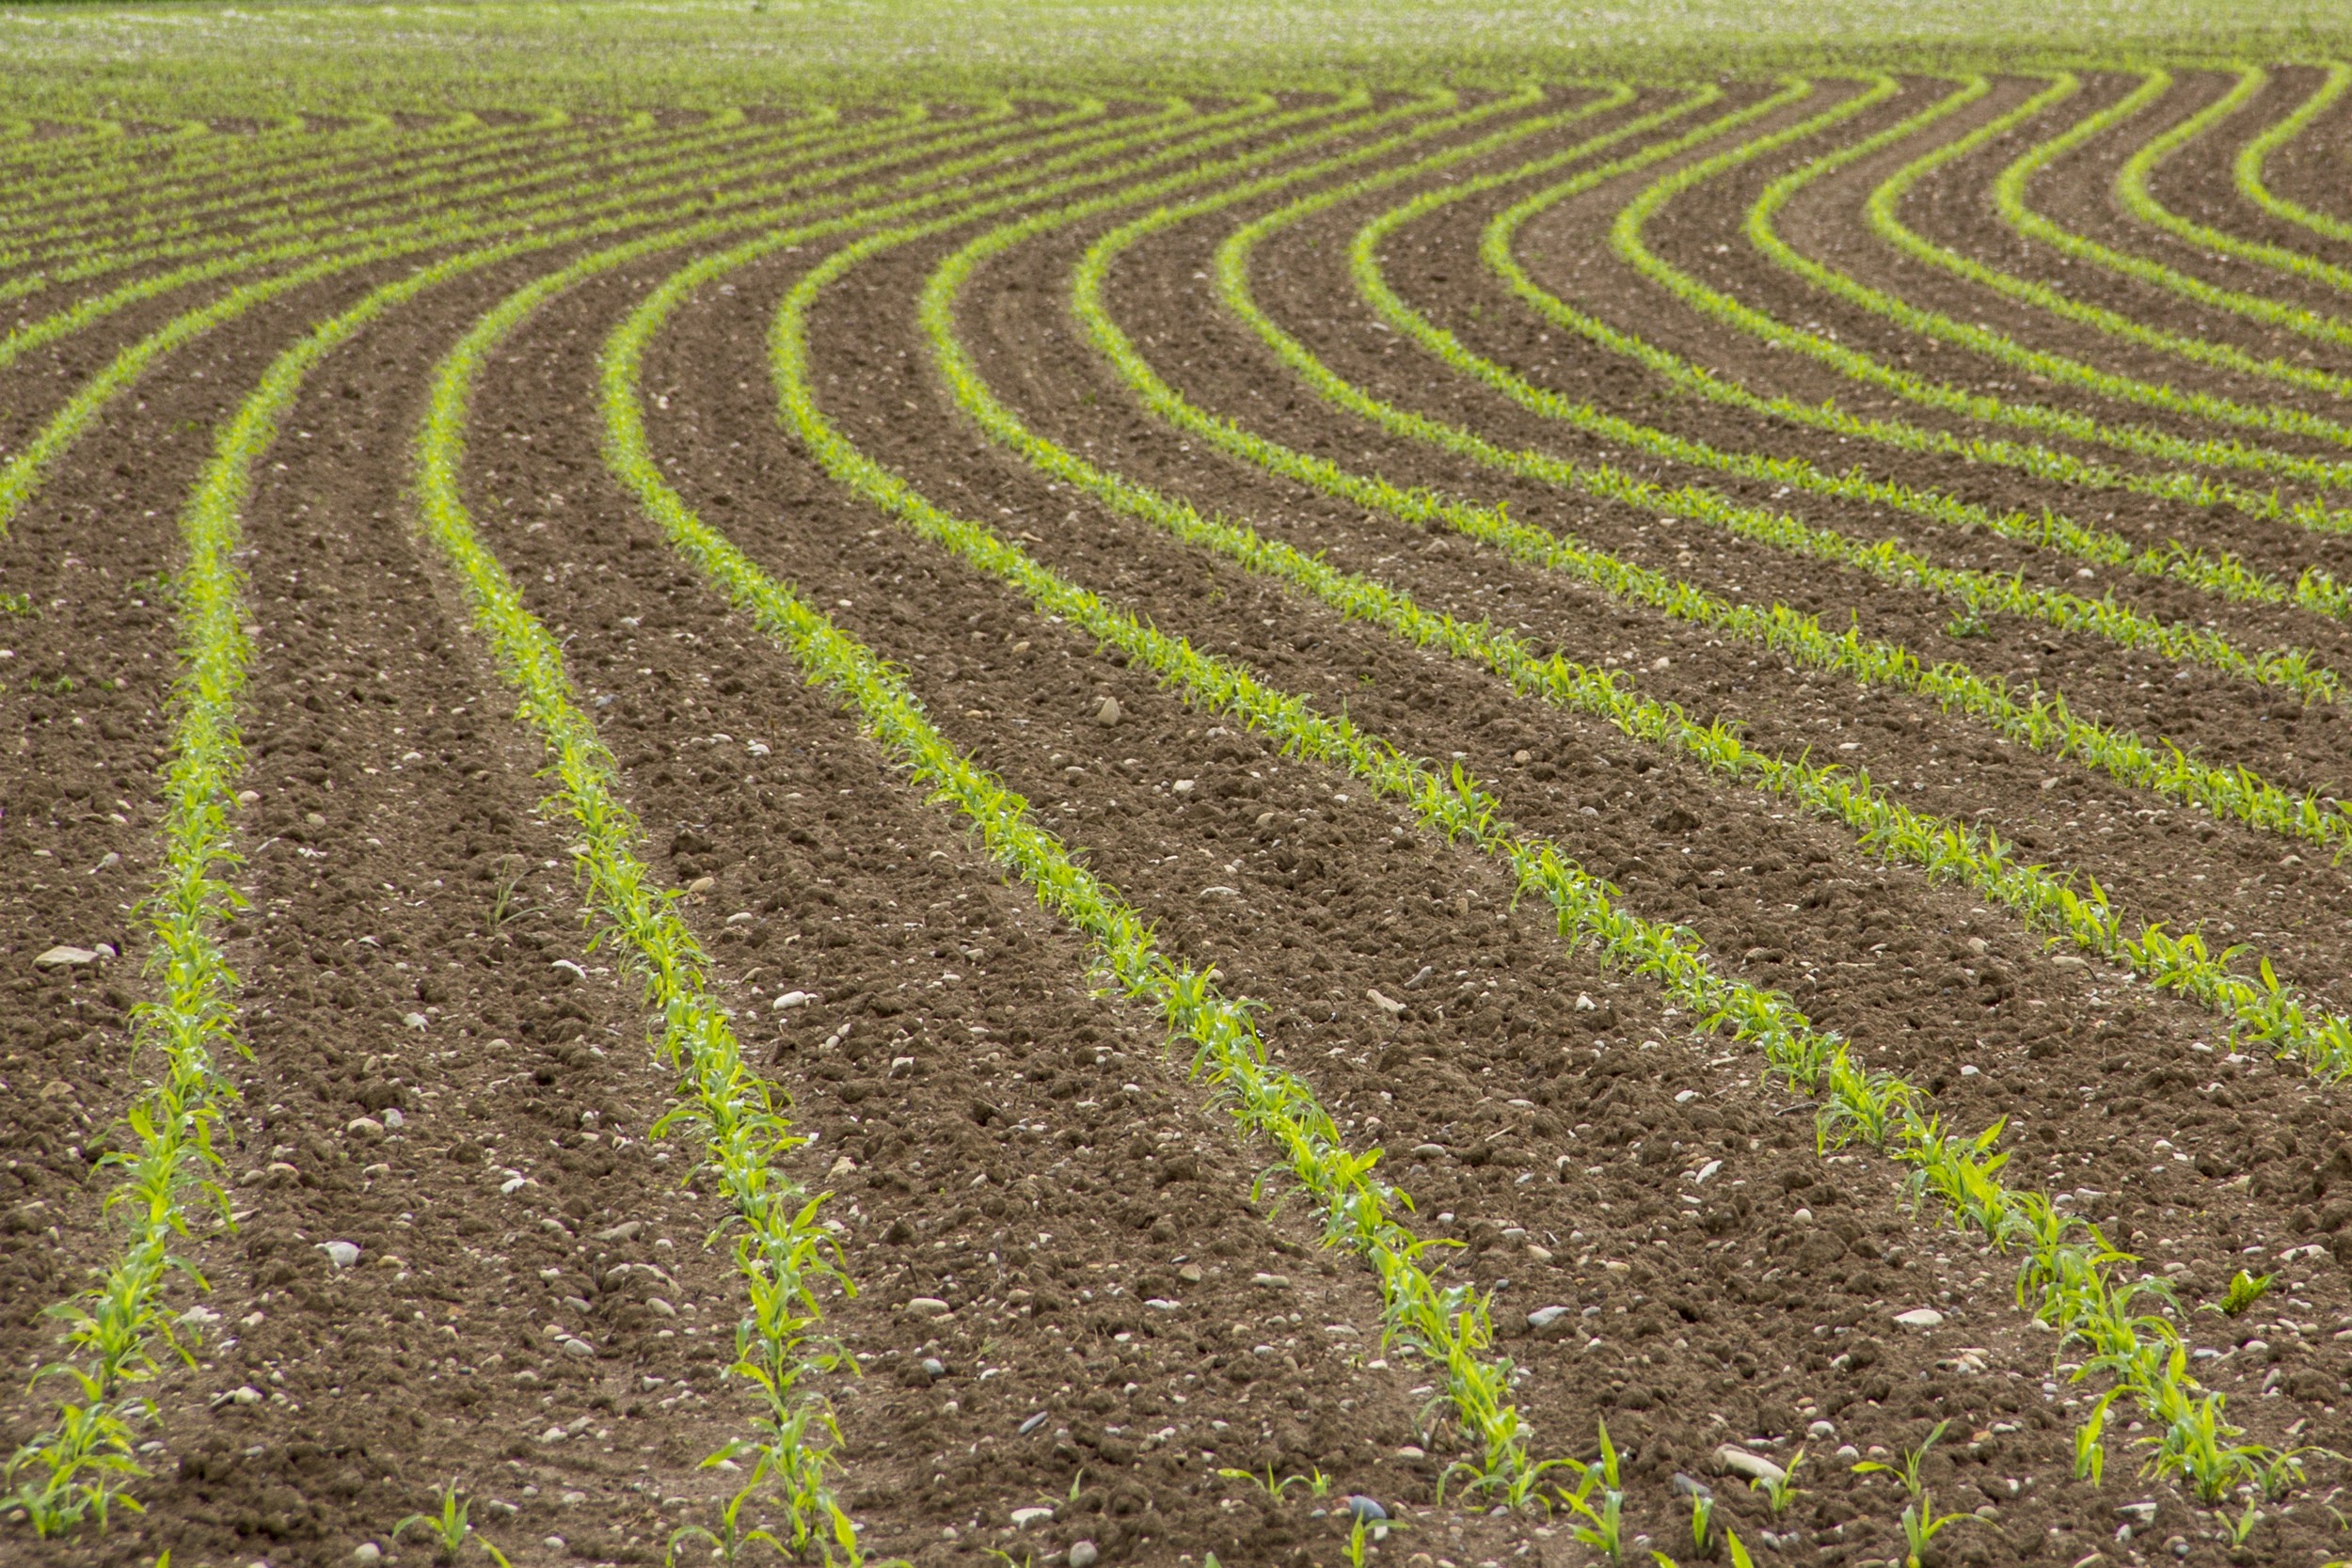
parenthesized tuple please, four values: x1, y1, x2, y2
(8, 8, 2352, 1568)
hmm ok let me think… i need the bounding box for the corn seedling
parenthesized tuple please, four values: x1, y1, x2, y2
(2215, 1269, 2275, 1318)
(664, 1484, 784, 1567)
(392, 1480, 513, 1568)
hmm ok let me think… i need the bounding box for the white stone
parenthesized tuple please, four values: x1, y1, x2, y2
(560, 1337, 597, 1359)
(1894, 1307, 1946, 1329)
(906, 1296, 951, 1318)
(33, 945, 98, 969)
(1009, 1507, 1053, 1528)
(403, 1012, 428, 1031)
(772, 990, 814, 1012)
(1715, 1446, 1786, 1486)
(320, 1241, 359, 1268)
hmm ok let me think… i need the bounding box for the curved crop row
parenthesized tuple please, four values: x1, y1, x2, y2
(913, 103, 2352, 1085)
(418, 238, 877, 1565)
(1, 88, 1251, 1547)
(0, 92, 1155, 539)
(603, 216, 1563, 1506)
(1160, 151, 2352, 859)
(1879, 73, 2352, 396)
(0, 98, 1003, 417)
(1754, 75, 2352, 459)
(1051, 114, 2352, 872)
(769, 188, 2298, 1512)
(426, 82, 1568, 1493)
(0, 100, 878, 321)
(2234, 60, 2352, 246)
(1614, 73, 2352, 513)
(2103, 68, 2352, 315)
(1493, 96, 2352, 546)
(1360, 112, 2352, 633)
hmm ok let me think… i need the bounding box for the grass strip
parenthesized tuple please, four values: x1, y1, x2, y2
(775, 211, 2315, 1513)
(914, 110, 2352, 1083)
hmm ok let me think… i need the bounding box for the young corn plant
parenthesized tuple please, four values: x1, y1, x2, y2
(392, 1479, 514, 1567)
(1559, 1422, 1628, 1564)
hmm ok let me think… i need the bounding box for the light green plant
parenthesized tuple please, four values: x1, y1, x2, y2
(665, 1484, 783, 1567)
(1559, 1421, 1627, 1563)
(2215, 1268, 2275, 1318)
(392, 1480, 514, 1568)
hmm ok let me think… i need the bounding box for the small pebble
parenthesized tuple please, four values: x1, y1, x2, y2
(402, 1012, 428, 1031)
(1345, 1496, 1386, 1525)
(1018, 1411, 1049, 1435)
(905, 1296, 951, 1318)
(1092, 695, 1121, 727)
(352, 1545, 382, 1566)
(1893, 1307, 1945, 1329)
(1069, 1542, 1100, 1568)
(33, 945, 98, 970)
(320, 1241, 359, 1269)
(920, 1357, 946, 1380)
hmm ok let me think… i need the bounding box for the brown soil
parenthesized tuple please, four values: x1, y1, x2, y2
(14, 74, 2352, 1568)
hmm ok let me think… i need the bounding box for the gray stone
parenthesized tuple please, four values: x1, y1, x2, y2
(1526, 1305, 1574, 1338)
(320, 1240, 359, 1269)
(1344, 1496, 1386, 1524)
(33, 945, 97, 970)
(1069, 1542, 1100, 1568)
(1892, 1307, 1945, 1329)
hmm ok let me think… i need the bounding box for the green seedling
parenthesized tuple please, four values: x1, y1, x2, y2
(0, 590, 34, 616)
(392, 1479, 512, 1567)
(1851, 1420, 1947, 1505)
(1753, 1446, 1804, 1515)
(666, 1484, 781, 1566)
(1343, 1508, 1404, 1568)
(1688, 1489, 1715, 1555)
(1652, 1528, 1756, 1568)
(1218, 1464, 1332, 1500)
(1560, 1420, 1627, 1563)
(1892, 1494, 1988, 1568)
(485, 854, 543, 934)
(2215, 1269, 2274, 1317)
(1943, 605, 1991, 639)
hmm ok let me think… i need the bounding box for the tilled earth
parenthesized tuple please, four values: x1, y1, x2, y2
(7, 66, 2352, 1568)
